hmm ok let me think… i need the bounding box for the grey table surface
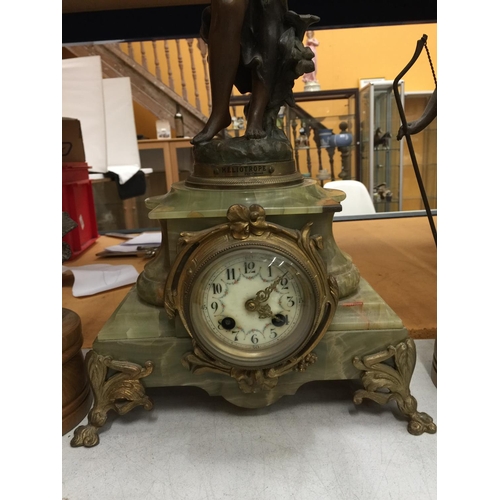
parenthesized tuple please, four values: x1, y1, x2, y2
(62, 340, 437, 500)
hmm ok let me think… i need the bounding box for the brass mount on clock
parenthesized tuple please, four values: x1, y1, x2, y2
(164, 203, 339, 393)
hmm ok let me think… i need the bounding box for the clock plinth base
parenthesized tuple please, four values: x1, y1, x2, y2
(71, 278, 436, 446)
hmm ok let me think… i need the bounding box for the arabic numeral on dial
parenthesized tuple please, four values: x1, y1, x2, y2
(226, 268, 235, 280)
(268, 266, 273, 278)
(280, 277, 289, 290)
(287, 296, 295, 307)
(212, 283, 222, 294)
(269, 329, 278, 339)
(211, 301, 218, 313)
(244, 261, 255, 274)
(251, 334, 259, 344)
(233, 331, 239, 341)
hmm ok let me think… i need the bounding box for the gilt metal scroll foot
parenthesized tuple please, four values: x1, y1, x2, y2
(352, 338, 436, 436)
(70, 351, 154, 448)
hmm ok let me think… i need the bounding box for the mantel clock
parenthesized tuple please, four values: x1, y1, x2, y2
(71, 2, 436, 448)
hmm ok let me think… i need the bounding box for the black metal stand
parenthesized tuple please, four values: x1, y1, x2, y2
(393, 34, 437, 246)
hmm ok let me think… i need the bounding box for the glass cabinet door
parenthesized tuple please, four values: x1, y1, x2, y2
(359, 85, 371, 189)
(359, 80, 404, 212)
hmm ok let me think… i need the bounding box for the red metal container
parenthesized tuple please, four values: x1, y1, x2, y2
(62, 163, 98, 259)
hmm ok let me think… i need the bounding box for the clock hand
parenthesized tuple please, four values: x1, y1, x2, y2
(256, 274, 283, 302)
(248, 302, 274, 319)
(245, 272, 287, 318)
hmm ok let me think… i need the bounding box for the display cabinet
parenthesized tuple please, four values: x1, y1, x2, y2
(138, 138, 194, 192)
(91, 139, 195, 232)
(401, 91, 437, 211)
(359, 80, 404, 212)
(229, 89, 360, 184)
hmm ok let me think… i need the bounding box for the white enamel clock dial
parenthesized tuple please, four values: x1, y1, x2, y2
(186, 246, 317, 369)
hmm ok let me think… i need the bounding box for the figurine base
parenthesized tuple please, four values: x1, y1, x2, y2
(187, 137, 302, 189)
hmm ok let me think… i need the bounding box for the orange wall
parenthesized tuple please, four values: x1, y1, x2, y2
(310, 23, 437, 92)
(133, 101, 158, 139)
(295, 23, 436, 120)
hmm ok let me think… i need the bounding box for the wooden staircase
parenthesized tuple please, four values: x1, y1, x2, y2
(65, 41, 209, 138)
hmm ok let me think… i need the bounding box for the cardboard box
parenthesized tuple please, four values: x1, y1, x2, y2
(62, 117, 86, 163)
(62, 165, 98, 259)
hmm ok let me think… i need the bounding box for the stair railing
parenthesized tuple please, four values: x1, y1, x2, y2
(121, 39, 211, 118)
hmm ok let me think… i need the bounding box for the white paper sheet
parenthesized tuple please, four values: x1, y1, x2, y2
(62, 56, 108, 172)
(103, 77, 141, 175)
(122, 232, 162, 246)
(103, 244, 145, 253)
(62, 264, 139, 297)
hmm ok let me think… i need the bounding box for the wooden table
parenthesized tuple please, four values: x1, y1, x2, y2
(62, 216, 437, 349)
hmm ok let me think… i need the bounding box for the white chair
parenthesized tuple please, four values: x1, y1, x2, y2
(323, 180, 376, 216)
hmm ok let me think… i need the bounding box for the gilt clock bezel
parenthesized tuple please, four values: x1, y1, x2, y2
(182, 239, 320, 369)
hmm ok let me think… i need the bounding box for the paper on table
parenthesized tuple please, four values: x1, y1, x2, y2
(103, 244, 144, 253)
(122, 232, 162, 246)
(62, 264, 139, 297)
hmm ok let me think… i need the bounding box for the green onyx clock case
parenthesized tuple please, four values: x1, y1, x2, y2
(164, 203, 339, 388)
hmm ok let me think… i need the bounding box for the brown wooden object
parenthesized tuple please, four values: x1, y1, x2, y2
(62, 308, 92, 435)
(431, 340, 437, 387)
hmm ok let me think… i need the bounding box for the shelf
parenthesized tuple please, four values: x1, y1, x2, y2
(294, 146, 355, 151)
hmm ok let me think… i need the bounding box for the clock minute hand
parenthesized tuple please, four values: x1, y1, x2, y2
(245, 273, 286, 318)
(257, 274, 283, 302)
